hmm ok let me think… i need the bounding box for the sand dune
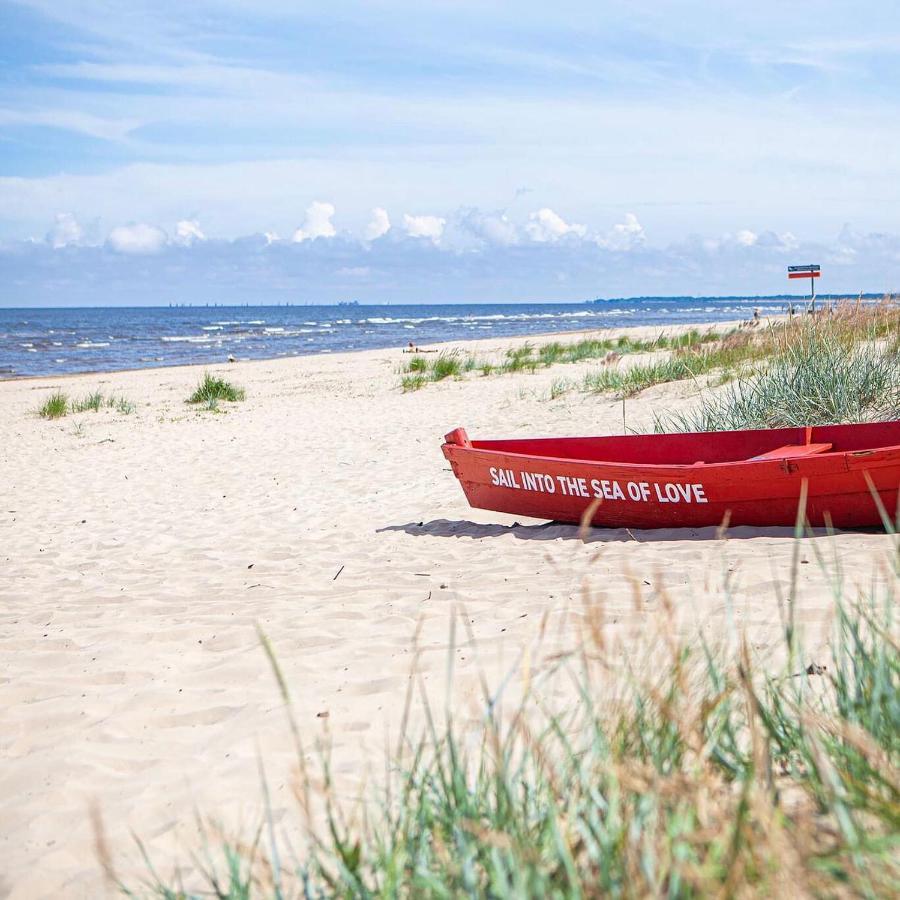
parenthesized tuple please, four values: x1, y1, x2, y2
(1, 323, 894, 897)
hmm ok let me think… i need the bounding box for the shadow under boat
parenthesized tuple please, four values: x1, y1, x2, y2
(377, 518, 884, 543)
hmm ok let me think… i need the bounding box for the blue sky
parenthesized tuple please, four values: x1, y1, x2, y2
(2, 0, 899, 304)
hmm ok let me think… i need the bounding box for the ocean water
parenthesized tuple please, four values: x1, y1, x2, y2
(0, 299, 793, 378)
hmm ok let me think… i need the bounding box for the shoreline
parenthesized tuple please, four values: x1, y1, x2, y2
(0, 315, 767, 386)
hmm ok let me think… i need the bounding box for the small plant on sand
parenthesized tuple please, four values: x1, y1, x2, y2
(549, 376, 575, 399)
(71, 390, 105, 413)
(187, 373, 245, 410)
(38, 391, 69, 419)
(37, 389, 137, 420)
(401, 374, 427, 392)
(404, 356, 428, 373)
(107, 396, 136, 415)
(501, 344, 540, 374)
(430, 353, 464, 380)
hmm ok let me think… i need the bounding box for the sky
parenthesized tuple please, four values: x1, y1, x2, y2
(1, 0, 900, 305)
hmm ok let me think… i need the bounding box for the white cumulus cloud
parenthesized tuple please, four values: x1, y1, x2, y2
(735, 229, 758, 247)
(403, 213, 445, 242)
(440, 208, 520, 249)
(464, 209, 518, 246)
(47, 212, 84, 248)
(174, 219, 205, 246)
(364, 207, 391, 241)
(597, 212, 646, 251)
(292, 201, 336, 242)
(106, 223, 168, 255)
(525, 208, 586, 242)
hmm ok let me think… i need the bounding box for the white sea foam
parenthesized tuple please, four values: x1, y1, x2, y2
(76, 342, 110, 348)
(359, 310, 608, 327)
(160, 335, 214, 344)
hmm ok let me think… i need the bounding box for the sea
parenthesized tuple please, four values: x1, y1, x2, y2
(0, 298, 798, 378)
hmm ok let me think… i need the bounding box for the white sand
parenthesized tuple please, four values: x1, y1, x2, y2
(1, 322, 894, 897)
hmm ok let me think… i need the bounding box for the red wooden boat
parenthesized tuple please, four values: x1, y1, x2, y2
(442, 422, 900, 529)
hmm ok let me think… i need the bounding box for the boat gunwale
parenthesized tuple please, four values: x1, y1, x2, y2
(449, 438, 900, 474)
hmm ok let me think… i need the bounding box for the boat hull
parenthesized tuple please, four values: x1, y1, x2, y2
(442, 423, 900, 529)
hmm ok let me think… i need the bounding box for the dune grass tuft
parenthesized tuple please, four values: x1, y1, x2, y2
(38, 391, 69, 419)
(399, 351, 476, 386)
(429, 353, 464, 380)
(37, 389, 137, 420)
(71, 390, 105, 413)
(188, 373, 246, 409)
(549, 376, 575, 399)
(108, 396, 136, 415)
(400, 374, 427, 392)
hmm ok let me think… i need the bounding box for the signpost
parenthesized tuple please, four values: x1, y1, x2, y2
(788, 264, 821, 311)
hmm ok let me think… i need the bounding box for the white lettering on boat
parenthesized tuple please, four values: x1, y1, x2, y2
(488, 468, 707, 503)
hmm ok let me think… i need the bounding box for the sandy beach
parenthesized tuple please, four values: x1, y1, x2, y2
(2, 321, 895, 898)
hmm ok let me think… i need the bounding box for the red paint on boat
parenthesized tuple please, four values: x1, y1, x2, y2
(442, 422, 900, 529)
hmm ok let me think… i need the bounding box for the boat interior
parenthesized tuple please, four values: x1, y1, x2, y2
(464, 422, 900, 466)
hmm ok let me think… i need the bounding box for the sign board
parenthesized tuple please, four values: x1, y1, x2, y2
(788, 264, 821, 280)
(788, 264, 821, 305)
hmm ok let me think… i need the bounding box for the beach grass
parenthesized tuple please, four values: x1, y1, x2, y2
(37, 389, 137, 419)
(503, 344, 538, 373)
(117, 556, 899, 897)
(400, 351, 477, 387)
(109, 396, 137, 415)
(582, 334, 768, 398)
(187, 373, 246, 409)
(583, 299, 900, 403)
(548, 376, 575, 399)
(37, 391, 69, 419)
(430, 353, 464, 380)
(398, 298, 898, 400)
(398, 329, 727, 390)
(658, 306, 900, 431)
(400, 374, 427, 392)
(71, 390, 105, 413)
